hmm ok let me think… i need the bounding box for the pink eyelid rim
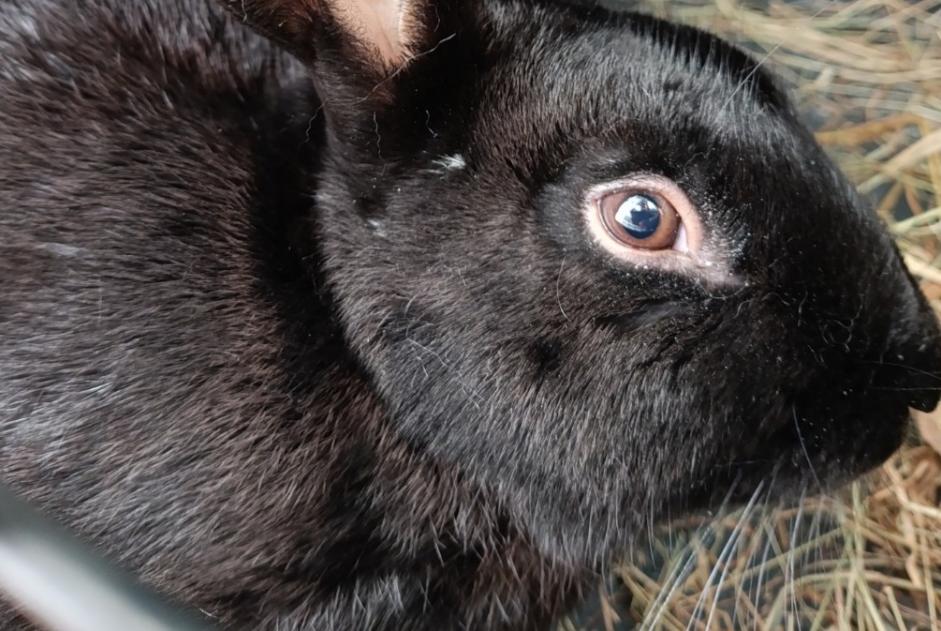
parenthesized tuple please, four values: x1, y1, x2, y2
(585, 175, 736, 284)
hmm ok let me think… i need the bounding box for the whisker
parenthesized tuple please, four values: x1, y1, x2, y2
(716, 0, 841, 117)
(793, 407, 824, 491)
(868, 385, 941, 392)
(705, 483, 766, 630)
(787, 488, 808, 631)
(688, 481, 765, 630)
(857, 359, 941, 382)
(641, 545, 699, 631)
(643, 477, 744, 631)
(752, 521, 775, 631)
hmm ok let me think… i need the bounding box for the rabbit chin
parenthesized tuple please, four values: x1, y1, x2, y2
(523, 389, 918, 566)
(680, 400, 912, 515)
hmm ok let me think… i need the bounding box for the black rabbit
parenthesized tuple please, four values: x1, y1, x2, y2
(1, 0, 938, 629)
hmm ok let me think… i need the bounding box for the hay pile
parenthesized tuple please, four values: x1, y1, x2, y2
(561, 1, 941, 628)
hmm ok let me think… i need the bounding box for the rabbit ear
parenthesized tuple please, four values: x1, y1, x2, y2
(220, 0, 420, 71)
(338, 0, 411, 66)
(218, 0, 458, 154)
(219, 0, 467, 167)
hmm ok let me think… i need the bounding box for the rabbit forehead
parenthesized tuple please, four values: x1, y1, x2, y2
(466, 17, 793, 159)
(423, 18, 809, 241)
(474, 5, 786, 115)
(478, 15, 868, 228)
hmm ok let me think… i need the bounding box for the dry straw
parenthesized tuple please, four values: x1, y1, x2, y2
(560, 1, 941, 628)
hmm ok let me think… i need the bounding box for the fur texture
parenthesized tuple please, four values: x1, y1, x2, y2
(1, 0, 939, 629)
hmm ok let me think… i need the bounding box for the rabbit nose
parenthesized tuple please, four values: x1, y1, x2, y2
(892, 340, 941, 412)
(886, 347, 941, 413)
(878, 294, 941, 413)
(911, 391, 939, 414)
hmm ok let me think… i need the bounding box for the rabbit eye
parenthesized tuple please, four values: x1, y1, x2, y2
(599, 192, 679, 250)
(586, 175, 705, 262)
(585, 175, 732, 283)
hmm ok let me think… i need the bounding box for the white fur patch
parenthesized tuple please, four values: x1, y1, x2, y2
(14, 14, 38, 37)
(367, 219, 387, 238)
(38, 242, 83, 257)
(432, 154, 466, 172)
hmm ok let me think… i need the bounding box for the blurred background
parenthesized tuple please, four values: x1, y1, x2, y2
(560, 1, 941, 629)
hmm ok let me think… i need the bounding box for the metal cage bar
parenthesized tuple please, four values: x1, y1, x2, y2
(0, 486, 212, 631)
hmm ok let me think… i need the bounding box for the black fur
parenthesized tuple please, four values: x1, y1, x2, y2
(1, 0, 939, 629)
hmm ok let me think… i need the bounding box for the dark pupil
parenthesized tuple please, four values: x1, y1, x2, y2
(615, 194, 661, 240)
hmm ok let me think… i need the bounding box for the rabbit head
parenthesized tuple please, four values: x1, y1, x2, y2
(219, 0, 941, 563)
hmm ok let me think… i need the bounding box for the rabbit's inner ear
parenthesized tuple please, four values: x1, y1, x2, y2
(335, 0, 409, 67)
(218, 0, 415, 70)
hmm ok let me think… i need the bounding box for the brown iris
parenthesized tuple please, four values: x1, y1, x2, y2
(599, 191, 680, 250)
